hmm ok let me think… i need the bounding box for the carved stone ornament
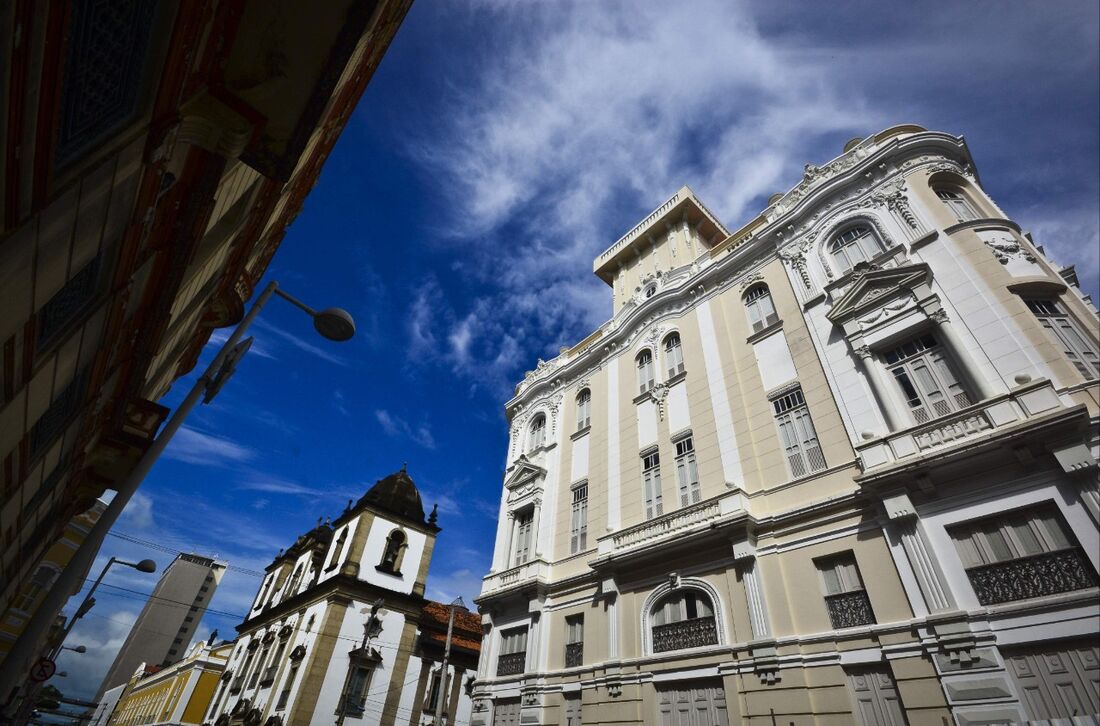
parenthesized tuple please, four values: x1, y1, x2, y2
(983, 235, 1037, 264)
(522, 692, 539, 706)
(643, 325, 667, 345)
(289, 645, 307, 661)
(853, 345, 874, 359)
(928, 309, 950, 324)
(650, 383, 670, 420)
(739, 272, 765, 292)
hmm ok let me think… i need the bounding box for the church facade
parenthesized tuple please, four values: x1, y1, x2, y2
(204, 469, 482, 726)
(472, 126, 1099, 725)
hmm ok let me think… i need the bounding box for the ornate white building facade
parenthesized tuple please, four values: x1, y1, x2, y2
(204, 469, 482, 726)
(472, 125, 1100, 726)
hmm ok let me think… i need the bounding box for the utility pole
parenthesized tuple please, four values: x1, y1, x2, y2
(432, 597, 466, 726)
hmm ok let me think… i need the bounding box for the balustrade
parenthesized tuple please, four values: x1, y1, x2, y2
(824, 590, 875, 629)
(651, 616, 718, 653)
(966, 548, 1097, 605)
(496, 651, 526, 677)
(565, 642, 583, 668)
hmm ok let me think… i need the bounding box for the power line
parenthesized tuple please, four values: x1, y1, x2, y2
(106, 531, 266, 578)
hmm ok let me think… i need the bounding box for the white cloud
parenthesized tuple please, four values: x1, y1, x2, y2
(119, 492, 155, 530)
(252, 316, 349, 367)
(236, 475, 321, 497)
(163, 426, 256, 467)
(207, 328, 276, 360)
(374, 409, 436, 449)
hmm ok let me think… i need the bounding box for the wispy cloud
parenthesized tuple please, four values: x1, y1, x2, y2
(208, 328, 277, 360)
(252, 316, 349, 367)
(236, 474, 322, 497)
(119, 492, 156, 530)
(164, 426, 256, 467)
(375, 409, 436, 449)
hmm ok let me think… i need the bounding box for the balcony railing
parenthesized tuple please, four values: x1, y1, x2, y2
(825, 591, 876, 629)
(966, 548, 1098, 606)
(651, 616, 718, 653)
(598, 491, 744, 558)
(480, 559, 549, 597)
(496, 652, 526, 677)
(855, 380, 1070, 473)
(564, 642, 583, 668)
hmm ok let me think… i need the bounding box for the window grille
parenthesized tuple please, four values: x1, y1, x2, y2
(674, 437, 701, 506)
(771, 388, 826, 478)
(565, 615, 584, 667)
(829, 225, 885, 273)
(883, 334, 971, 423)
(744, 285, 779, 333)
(497, 628, 528, 676)
(934, 187, 979, 221)
(576, 390, 591, 430)
(36, 254, 103, 348)
(643, 451, 663, 520)
(570, 484, 588, 554)
(29, 367, 91, 460)
(949, 504, 1097, 605)
(637, 350, 655, 394)
(816, 553, 875, 629)
(651, 590, 718, 652)
(1025, 298, 1099, 379)
(664, 334, 685, 376)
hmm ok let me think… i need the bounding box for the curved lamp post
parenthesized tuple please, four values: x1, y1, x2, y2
(0, 281, 354, 712)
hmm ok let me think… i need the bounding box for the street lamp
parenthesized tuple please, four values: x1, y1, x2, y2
(59, 646, 86, 654)
(432, 596, 468, 726)
(0, 280, 354, 707)
(50, 557, 157, 660)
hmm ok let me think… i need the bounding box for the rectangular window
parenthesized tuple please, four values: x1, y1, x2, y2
(643, 450, 663, 520)
(497, 627, 528, 677)
(816, 553, 875, 629)
(36, 253, 103, 348)
(29, 367, 91, 459)
(341, 665, 373, 717)
(426, 671, 443, 712)
(883, 334, 971, 423)
(565, 615, 584, 668)
(949, 504, 1096, 605)
(674, 437, 701, 506)
(772, 388, 826, 478)
(570, 483, 588, 554)
(1026, 298, 1099, 379)
(276, 664, 299, 710)
(513, 510, 533, 566)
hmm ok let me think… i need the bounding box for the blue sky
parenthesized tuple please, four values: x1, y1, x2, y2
(56, 0, 1098, 698)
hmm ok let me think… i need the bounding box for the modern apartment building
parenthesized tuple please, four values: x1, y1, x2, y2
(98, 553, 226, 699)
(0, 0, 413, 697)
(204, 468, 483, 726)
(472, 125, 1100, 725)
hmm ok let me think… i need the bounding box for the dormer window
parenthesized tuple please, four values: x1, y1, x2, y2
(528, 415, 546, 451)
(829, 224, 885, 274)
(637, 350, 655, 394)
(378, 530, 406, 574)
(664, 334, 684, 377)
(934, 186, 978, 222)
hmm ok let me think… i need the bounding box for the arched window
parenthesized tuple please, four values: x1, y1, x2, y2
(829, 224, 885, 274)
(286, 565, 303, 598)
(327, 528, 347, 570)
(575, 389, 591, 430)
(650, 589, 718, 653)
(744, 284, 778, 333)
(637, 350, 655, 394)
(528, 415, 546, 451)
(664, 334, 684, 377)
(934, 186, 978, 222)
(378, 530, 406, 573)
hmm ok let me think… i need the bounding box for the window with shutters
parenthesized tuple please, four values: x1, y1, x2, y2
(513, 510, 534, 566)
(949, 504, 1097, 605)
(565, 615, 584, 667)
(816, 553, 875, 629)
(744, 284, 779, 333)
(497, 628, 528, 676)
(642, 450, 663, 520)
(276, 664, 298, 710)
(829, 224, 886, 274)
(882, 334, 971, 424)
(1024, 298, 1099, 379)
(11, 565, 61, 613)
(674, 437, 701, 506)
(528, 414, 546, 451)
(771, 388, 826, 478)
(637, 350, 655, 394)
(651, 590, 718, 652)
(576, 389, 591, 431)
(934, 186, 979, 221)
(664, 333, 685, 377)
(570, 483, 588, 554)
(339, 664, 373, 717)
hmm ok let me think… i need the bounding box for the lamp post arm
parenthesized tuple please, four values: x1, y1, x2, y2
(272, 287, 317, 316)
(48, 558, 118, 660)
(0, 282, 279, 708)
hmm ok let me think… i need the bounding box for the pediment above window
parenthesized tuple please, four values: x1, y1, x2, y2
(825, 263, 932, 325)
(505, 456, 547, 495)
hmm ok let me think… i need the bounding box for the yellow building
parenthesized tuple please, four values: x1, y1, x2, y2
(0, 498, 105, 662)
(109, 640, 232, 726)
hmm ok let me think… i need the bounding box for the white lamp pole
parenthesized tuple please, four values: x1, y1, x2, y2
(0, 280, 354, 715)
(432, 597, 467, 726)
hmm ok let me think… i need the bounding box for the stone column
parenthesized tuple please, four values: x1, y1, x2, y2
(733, 538, 771, 639)
(407, 659, 432, 723)
(530, 498, 542, 561)
(507, 511, 519, 568)
(446, 666, 465, 723)
(929, 309, 997, 400)
(853, 345, 905, 432)
(604, 577, 620, 660)
(883, 491, 955, 613)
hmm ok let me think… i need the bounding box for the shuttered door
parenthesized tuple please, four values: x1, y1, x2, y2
(1005, 640, 1099, 720)
(657, 681, 730, 726)
(846, 667, 908, 726)
(492, 698, 521, 726)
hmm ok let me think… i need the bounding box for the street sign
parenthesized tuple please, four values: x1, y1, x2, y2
(29, 657, 56, 682)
